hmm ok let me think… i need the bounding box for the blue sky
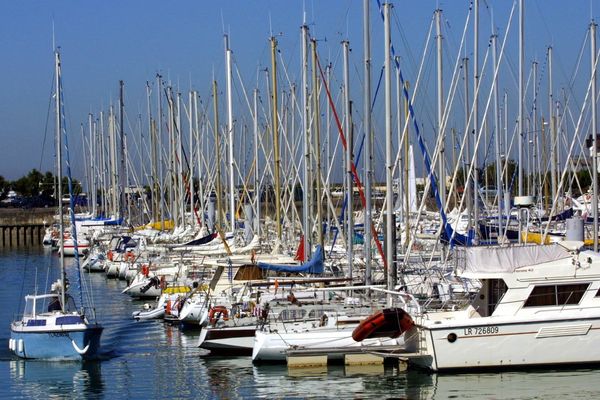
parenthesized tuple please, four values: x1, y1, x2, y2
(0, 1, 598, 183)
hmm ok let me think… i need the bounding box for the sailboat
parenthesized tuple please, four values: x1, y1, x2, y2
(9, 49, 103, 360)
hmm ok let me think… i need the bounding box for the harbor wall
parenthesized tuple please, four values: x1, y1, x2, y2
(0, 208, 55, 248)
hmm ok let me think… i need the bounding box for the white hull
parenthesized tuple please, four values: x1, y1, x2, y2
(253, 324, 400, 362)
(409, 314, 600, 371)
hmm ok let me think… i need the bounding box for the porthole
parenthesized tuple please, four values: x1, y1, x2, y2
(447, 333, 457, 343)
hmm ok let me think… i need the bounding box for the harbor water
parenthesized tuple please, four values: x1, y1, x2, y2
(2, 248, 600, 399)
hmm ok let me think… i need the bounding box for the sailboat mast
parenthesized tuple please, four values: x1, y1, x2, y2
(343, 39, 353, 278)
(224, 35, 235, 232)
(54, 49, 66, 312)
(213, 80, 223, 231)
(384, 3, 395, 296)
(492, 32, 503, 239)
(88, 113, 97, 216)
(253, 88, 260, 238)
(301, 25, 311, 258)
(436, 8, 445, 207)
(549, 47, 557, 202)
(157, 74, 165, 230)
(119, 80, 126, 222)
(473, 0, 480, 241)
(518, 0, 525, 243)
(363, 0, 373, 285)
(591, 20, 598, 252)
(271, 36, 282, 244)
(312, 39, 323, 250)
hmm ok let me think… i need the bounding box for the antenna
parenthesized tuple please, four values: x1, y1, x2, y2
(303, 0, 307, 25)
(52, 18, 56, 51)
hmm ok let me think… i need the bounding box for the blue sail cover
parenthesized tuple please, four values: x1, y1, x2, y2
(258, 245, 324, 274)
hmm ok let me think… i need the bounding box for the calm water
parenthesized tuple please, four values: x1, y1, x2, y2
(2, 248, 600, 399)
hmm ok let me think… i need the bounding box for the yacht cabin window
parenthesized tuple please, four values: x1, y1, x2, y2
(524, 283, 589, 307)
(487, 279, 508, 316)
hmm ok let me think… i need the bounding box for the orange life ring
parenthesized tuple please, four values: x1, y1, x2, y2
(107, 250, 114, 262)
(126, 251, 135, 262)
(208, 305, 229, 325)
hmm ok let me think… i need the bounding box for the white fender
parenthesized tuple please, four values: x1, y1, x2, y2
(17, 339, 23, 353)
(9, 338, 14, 351)
(71, 340, 89, 355)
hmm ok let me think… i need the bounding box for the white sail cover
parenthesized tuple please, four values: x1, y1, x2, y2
(461, 244, 570, 274)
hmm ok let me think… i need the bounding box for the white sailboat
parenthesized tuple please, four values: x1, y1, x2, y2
(9, 49, 103, 360)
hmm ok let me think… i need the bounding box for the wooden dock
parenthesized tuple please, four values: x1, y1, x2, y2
(0, 208, 55, 247)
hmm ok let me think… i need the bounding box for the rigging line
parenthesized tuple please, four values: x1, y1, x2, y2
(315, 46, 388, 271)
(329, 65, 384, 256)
(40, 70, 56, 172)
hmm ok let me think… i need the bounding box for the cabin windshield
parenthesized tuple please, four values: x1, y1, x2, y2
(24, 294, 78, 316)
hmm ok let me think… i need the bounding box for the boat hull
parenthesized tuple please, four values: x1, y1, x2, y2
(10, 325, 103, 360)
(410, 315, 600, 371)
(198, 325, 256, 356)
(252, 325, 400, 362)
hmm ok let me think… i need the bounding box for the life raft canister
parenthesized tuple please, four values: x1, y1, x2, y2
(352, 308, 414, 342)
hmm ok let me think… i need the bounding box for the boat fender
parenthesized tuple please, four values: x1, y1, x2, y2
(141, 264, 149, 277)
(8, 338, 14, 351)
(107, 250, 114, 262)
(209, 306, 229, 325)
(17, 339, 23, 354)
(71, 340, 90, 355)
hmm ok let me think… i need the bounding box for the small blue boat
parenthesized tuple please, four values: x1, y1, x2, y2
(9, 48, 103, 361)
(10, 291, 103, 360)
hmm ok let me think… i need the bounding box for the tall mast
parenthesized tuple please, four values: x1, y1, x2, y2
(363, 0, 373, 284)
(436, 8, 446, 206)
(463, 57, 471, 231)
(271, 36, 282, 246)
(253, 88, 260, 238)
(473, 0, 480, 240)
(157, 74, 165, 230)
(548, 47, 557, 202)
(343, 39, 353, 277)
(312, 39, 323, 250)
(301, 26, 311, 258)
(55, 49, 66, 311)
(176, 91, 185, 227)
(146, 82, 157, 223)
(213, 81, 223, 231)
(88, 113, 96, 217)
(188, 90, 195, 227)
(384, 3, 395, 296)
(225, 35, 235, 232)
(119, 80, 126, 221)
(492, 32, 503, 239)
(591, 20, 598, 252)
(193, 91, 205, 227)
(518, 0, 525, 242)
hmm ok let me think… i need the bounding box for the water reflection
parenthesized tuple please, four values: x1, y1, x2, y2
(9, 360, 103, 399)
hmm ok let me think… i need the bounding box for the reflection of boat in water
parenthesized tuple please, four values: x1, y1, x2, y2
(9, 360, 103, 398)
